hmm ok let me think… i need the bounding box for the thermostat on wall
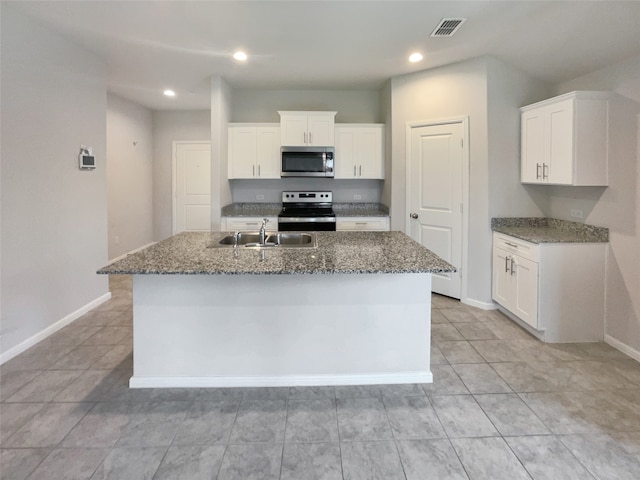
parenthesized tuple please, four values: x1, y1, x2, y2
(79, 145, 95, 170)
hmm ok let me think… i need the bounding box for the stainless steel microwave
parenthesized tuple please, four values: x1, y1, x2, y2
(281, 146, 334, 178)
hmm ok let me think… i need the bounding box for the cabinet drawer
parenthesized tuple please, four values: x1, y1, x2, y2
(336, 217, 390, 231)
(493, 232, 539, 262)
(223, 216, 277, 232)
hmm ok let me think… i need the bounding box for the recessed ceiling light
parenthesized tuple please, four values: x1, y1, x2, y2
(233, 51, 248, 61)
(409, 52, 423, 63)
(163, 89, 176, 97)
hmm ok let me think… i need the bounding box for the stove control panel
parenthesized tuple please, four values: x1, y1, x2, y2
(282, 191, 332, 203)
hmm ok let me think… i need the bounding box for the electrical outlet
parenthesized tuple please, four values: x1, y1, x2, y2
(256, 194, 265, 201)
(353, 194, 362, 201)
(570, 209, 584, 219)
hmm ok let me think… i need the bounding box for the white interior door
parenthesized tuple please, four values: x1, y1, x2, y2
(408, 121, 465, 299)
(174, 142, 211, 234)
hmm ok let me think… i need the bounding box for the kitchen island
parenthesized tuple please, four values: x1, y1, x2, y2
(98, 231, 454, 388)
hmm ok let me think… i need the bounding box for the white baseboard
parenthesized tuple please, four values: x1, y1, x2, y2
(0, 292, 112, 365)
(108, 242, 156, 265)
(462, 298, 497, 310)
(129, 371, 434, 389)
(605, 334, 640, 363)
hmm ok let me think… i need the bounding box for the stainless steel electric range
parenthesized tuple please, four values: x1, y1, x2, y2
(278, 191, 336, 231)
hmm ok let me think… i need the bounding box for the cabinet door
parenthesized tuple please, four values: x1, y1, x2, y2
(229, 127, 257, 178)
(521, 110, 545, 183)
(357, 127, 384, 179)
(492, 246, 514, 310)
(280, 114, 308, 146)
(512, 255, 539, 328)
(307, 115, 334, 146)
(256, 127, 281, 178)
(546, 99, 573, 184)
(334, 127, 356, 178)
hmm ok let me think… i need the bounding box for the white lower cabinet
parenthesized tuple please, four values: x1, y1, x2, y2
(336, 216, 390, 231)
(492, 232, 605, 342)
(222, 216, 277, 232)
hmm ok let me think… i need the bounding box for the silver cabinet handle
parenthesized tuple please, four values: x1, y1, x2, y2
(536, 163, 541, 179)
(304, 132, 307, 144)
(258, 165, 261, 177)
(410, 213, 419, 219)
(359, 165, 362, 176)
(510, 258, 516, 275)
(253, 165, 255, 177)
(505, 242, 518, 248)
(505, 256, 510, 273)
(309, 132, 312, 144)
(543, 163, 548, 179)
(354, 165, 357, 177)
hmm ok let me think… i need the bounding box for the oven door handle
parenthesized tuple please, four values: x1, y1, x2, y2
(278, 217, 336, 223)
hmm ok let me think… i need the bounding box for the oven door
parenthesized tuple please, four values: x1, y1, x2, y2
(278, 217, 336, 231)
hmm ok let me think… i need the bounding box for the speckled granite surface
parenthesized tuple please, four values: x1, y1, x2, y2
(491, 217, 609, 243)
(333, 203, 389, 217)
(221, 202, 389, 218)
(98, 231, 455, 275)
(220, 203, 282, 217)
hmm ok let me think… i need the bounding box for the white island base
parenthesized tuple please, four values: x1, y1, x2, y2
(130, 272, 432, 388)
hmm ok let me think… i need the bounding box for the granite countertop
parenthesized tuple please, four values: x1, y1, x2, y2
(491, 217, 609, 243)
(333, 203, 389, 217)
(221, 203, 282, 217)
(98, 231, 455, 275)
(221, 202, 389, 217)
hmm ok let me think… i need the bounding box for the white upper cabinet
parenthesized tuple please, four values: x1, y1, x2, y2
(334, 124, 385, 179)
(228, 124, 280, 179)
(520, 91, 611, 186)
(278, 111, 336, 147)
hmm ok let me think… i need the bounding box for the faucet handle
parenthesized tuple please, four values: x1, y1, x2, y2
(233, 230, 240, 248)
(262, 218, 269, 226)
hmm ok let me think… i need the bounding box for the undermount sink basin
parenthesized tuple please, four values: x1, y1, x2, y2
(210, 232, 317, 249)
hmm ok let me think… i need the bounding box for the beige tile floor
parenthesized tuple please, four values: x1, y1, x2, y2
(1, 275, 640, 479)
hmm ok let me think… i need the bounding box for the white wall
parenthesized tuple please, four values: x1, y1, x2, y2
(107, 94, 153, 259)
(152, 110, 210, 241)
(550, 55, 640, 356)
(0, 6, 109, 360)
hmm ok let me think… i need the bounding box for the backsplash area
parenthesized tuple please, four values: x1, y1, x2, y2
(230, 178, 383, 203)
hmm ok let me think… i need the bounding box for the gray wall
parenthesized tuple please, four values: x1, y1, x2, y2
(391, 57, 492, 305)
(390, 56, 548, 307)
(152, 110, 211, 241)
(107, 94, 154, 259)
(211, 77, 233, 231)
(1, 6, 109, 358)
(231, 89, 382, 123)
(549, 55, 640, 355)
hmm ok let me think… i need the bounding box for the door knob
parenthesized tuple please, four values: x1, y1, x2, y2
(410, 213, 419, 219)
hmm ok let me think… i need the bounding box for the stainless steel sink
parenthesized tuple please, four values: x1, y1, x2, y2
(216, 233, 262, 246)
(210, 232, 317, 249)
(266, 233, 315, 246)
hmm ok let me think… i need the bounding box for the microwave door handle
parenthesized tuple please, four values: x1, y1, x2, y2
(322, 153, 326, 172)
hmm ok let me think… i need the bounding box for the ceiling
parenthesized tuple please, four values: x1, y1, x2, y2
(8, 0, 640, 110)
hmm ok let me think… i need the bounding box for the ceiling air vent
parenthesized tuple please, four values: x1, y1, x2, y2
(430, 18, 467, 37)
